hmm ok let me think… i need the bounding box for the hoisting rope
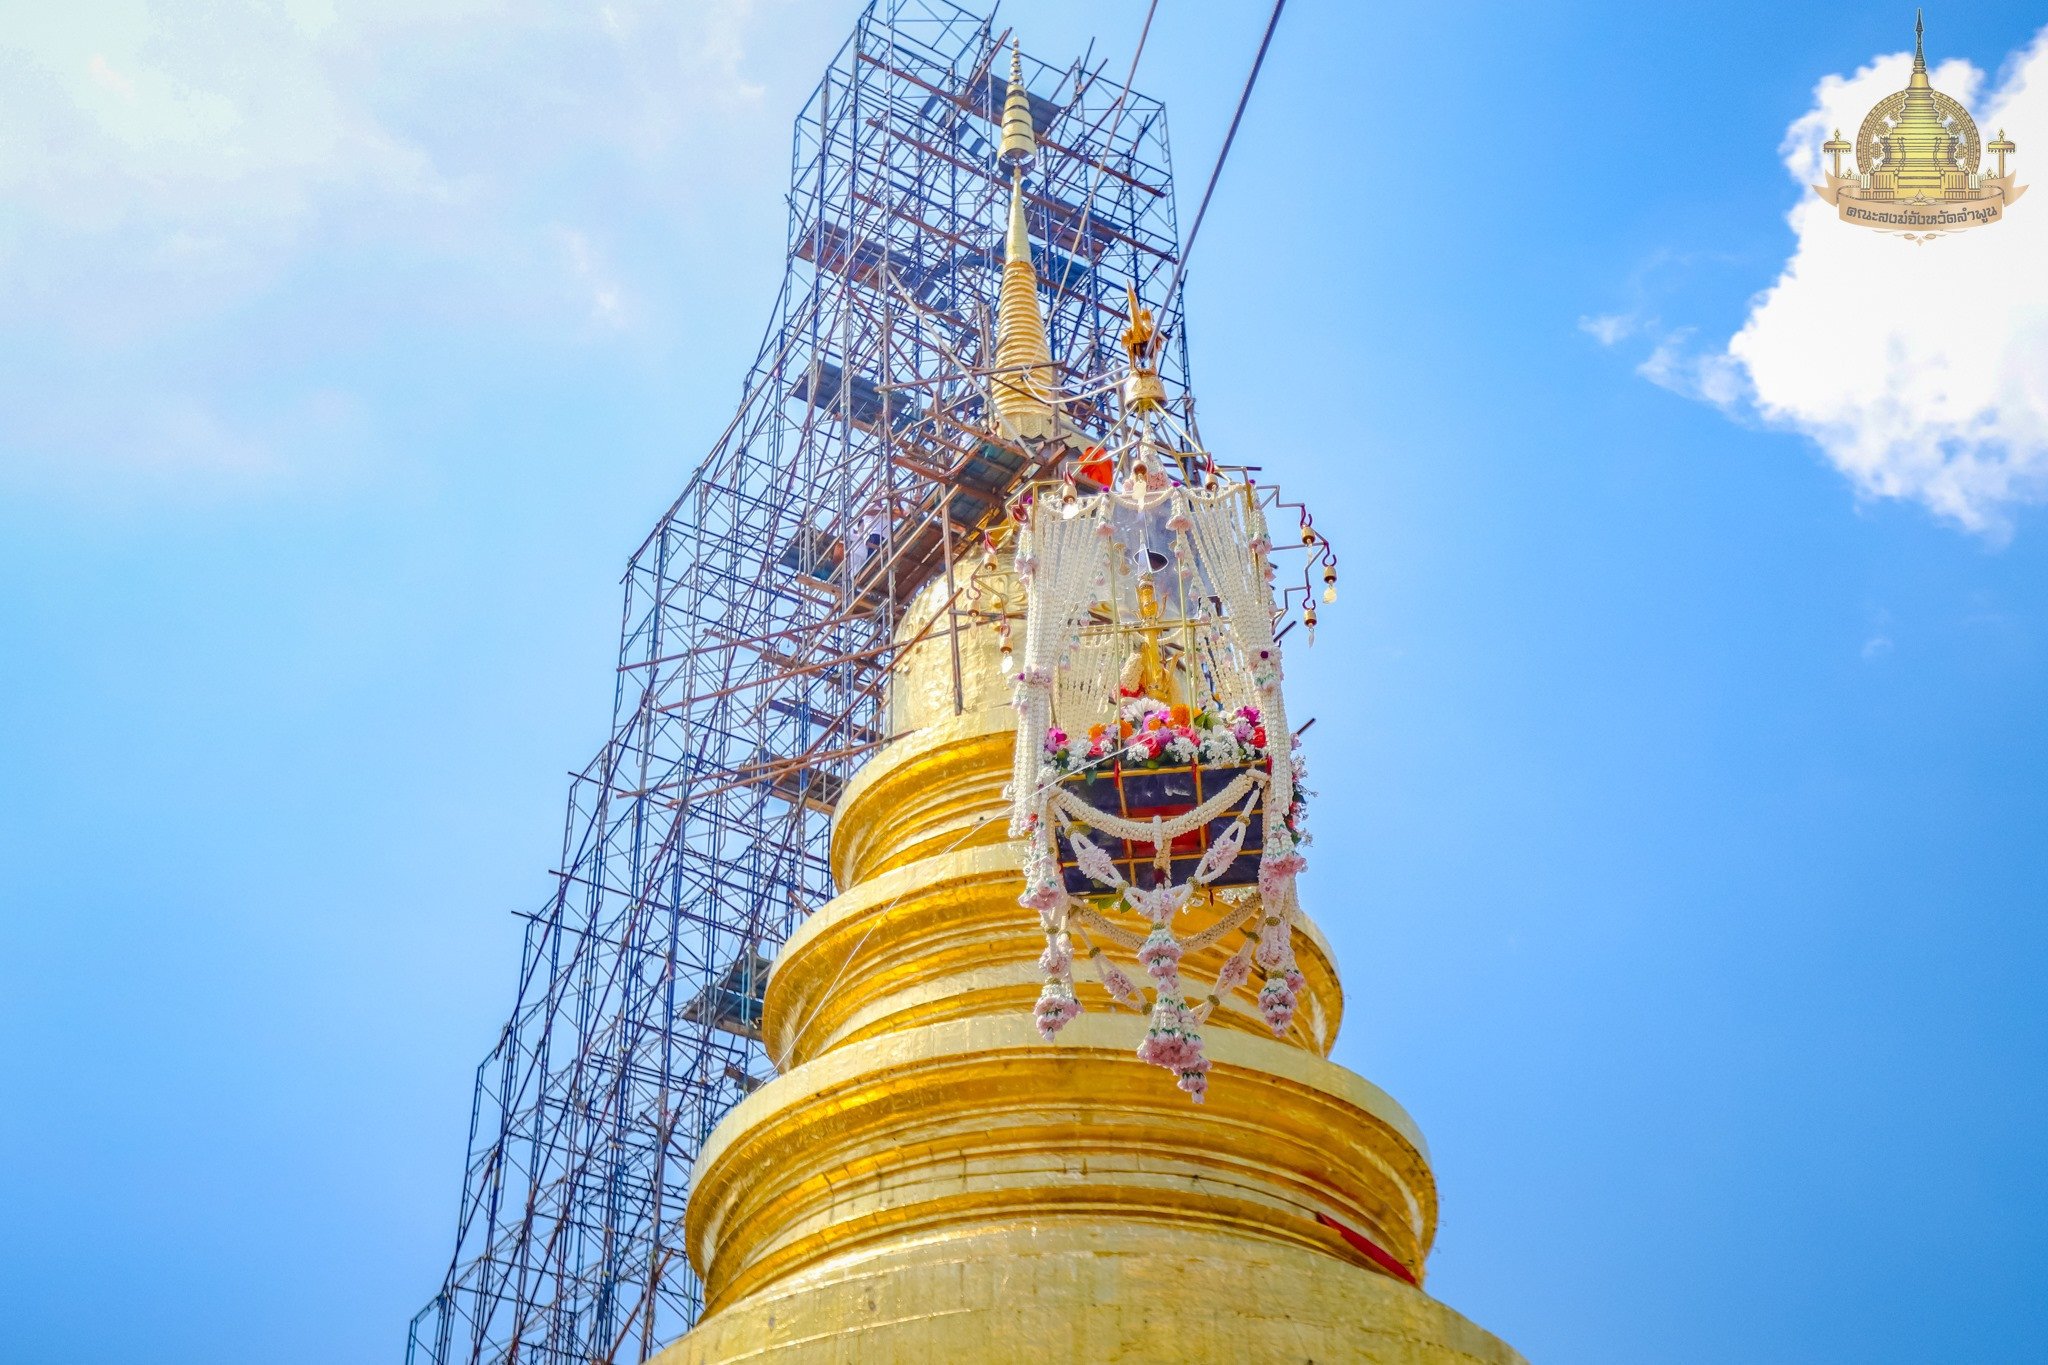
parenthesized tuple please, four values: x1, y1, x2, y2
(1047, 0, 1163, 317)
(1155, 0, 1288, 348)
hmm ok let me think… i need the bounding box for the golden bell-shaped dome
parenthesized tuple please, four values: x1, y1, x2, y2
(651, 570, 1527, 1365)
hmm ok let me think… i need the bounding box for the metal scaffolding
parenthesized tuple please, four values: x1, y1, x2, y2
(406, 2, 1190, 1361)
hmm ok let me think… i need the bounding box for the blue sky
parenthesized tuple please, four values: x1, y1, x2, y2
(3, 2, 2046, 1362)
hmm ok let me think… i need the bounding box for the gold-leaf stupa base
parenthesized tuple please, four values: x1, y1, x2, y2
(665, 1221, 1523, 1364)
(654, 569, 1525, 1365)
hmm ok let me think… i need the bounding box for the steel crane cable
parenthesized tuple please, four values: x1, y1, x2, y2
(1154, 0, 1288, 350)
(1044, 0, 1162, 319)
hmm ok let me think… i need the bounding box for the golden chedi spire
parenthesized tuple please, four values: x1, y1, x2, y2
(991, 43, 1060, 443)
(1880, 10, 1966, 199)
(651, 566, 1527, 1365)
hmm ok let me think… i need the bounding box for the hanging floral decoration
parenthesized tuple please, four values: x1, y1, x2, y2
(1006, 468, 1329, 1102)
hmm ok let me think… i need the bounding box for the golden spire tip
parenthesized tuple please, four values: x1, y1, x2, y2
(991, 35, 1056, 443)
(999, 37, 1037, 169)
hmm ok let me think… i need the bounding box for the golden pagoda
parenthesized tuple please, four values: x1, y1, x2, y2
(652, 42, 1524, 1365)
(989, 44, 1062, 444)
(652, 574, 1525, 1364)
(1813, 12, 2025, 239)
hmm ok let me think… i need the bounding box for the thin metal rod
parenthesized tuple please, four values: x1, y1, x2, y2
(941, 500, 966, 715)
(1048, 0, 1162, 317)
(1156, 0, 1287, 339)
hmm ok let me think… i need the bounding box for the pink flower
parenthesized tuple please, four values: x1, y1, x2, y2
(1258, 853, 1306, 900)
(1019, 880, 1065, 913)
(1034, 980, 1082, 1041)
(1136, 925, 1183, 980)
(1098, 958, 1143, 1010)
(1258, 976, 1297, 1035)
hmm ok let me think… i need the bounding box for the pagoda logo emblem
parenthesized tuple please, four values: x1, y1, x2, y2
(1813, 12, 2025, 241)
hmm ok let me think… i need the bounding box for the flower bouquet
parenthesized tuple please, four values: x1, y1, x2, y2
(1046, 699, 1280, 894)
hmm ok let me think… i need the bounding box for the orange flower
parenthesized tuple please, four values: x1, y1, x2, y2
(1168, 704, 1191, 725)
(1118, 720, 1133, 739)
(1087, 723, 1107, 741)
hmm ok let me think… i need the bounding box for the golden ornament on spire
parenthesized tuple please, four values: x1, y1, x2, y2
(990, 42, 1060, 443)
(1120, 284, 1166, 414)
(1812, 11, 2026, 240)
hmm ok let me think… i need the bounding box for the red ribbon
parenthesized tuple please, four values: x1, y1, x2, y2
(1314, 1213, 1418, 1286)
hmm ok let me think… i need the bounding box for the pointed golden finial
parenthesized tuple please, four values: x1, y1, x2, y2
(999, 40, 1036, 170)
(1120, 285, 1165, 414)
(990, 40, 1057, 443)
(1120, 284, 1155, 365)
(1910, 9, 1930, 87)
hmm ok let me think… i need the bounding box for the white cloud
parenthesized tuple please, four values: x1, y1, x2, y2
(86, 53, 137, 102)
(0, 0, 796, 481)
(1708, 30, 2048, 535)
(1579, 313, 1636, 346)
(678, 0, 769, 107)
(0, 5, 449, 331)
(555, 227, 631, 331)
(1638, 328, 1746, 408)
